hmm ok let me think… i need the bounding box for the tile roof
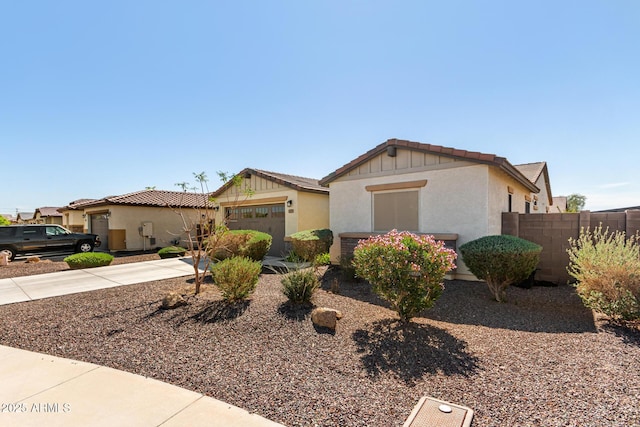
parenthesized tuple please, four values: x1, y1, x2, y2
(211, 168, 328, 197)
(319, 138, 540, 192)
(35, 207, 63, 217)
(81, 190, 212, 209)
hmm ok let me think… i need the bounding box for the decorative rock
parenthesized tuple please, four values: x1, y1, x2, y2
(0, 253, 9, 266)
(161, 292, 187, 309)
(311, 307, 343, 330)
(26, 256, 40, 263)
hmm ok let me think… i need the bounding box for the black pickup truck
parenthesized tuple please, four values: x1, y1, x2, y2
(0, 225, 101, 261)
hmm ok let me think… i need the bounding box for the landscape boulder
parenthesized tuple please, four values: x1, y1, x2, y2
(311, 307, 343, 331)
(161, 292, 187, 309)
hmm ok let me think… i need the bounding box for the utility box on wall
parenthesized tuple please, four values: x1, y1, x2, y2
(142, 222, 153, 237)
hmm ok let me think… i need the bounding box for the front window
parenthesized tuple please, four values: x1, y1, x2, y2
(373, 191, 419, 232)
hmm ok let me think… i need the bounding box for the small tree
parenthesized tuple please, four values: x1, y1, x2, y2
(0, 215, 10, 226)
(352, 230, 457, 323)
(171, 171, 254, 294)
(566, 193, 587, 213)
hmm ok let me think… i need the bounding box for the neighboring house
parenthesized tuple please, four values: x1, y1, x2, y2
(551, 196, 568, 213)
(33, 207, 64, 225)
(211, 168, 330, 257)
(319, 138, 553, 280)
(0, 214, 16, 224)
(60, 191, 206, 252)
(513, 162, 553, 213)
(59, 199, 97, 232)
(16, 212, 35, 224)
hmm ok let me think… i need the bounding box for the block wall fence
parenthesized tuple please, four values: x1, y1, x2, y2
(502, 210, 640, 284)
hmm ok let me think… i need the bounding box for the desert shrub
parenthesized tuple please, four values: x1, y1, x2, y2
(64, 252, 114, 269)
(313, 252, 331, 267)
(158, 246, 187, 259)
(567, 225, 640, 321)
(353, 230, 457, 322)
(210, 256, 262, 302)
(212, 230, 272, 261)
(460, 235, 542, 302)
(281, 268, 320, 304)
(290, 229, 333, 262)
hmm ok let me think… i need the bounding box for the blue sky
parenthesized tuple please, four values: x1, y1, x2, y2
(1, 0, 638, 214)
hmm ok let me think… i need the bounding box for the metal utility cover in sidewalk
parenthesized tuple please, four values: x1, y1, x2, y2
(403, 396, 473, 427)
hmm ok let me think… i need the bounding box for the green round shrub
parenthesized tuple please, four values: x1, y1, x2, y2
(158, 246, 187, 259)
(290, 229, 333, 262)
(212, 230, 272, 261)
(460, 235, 542, 302)
(64, 252, 114, 269)
(210, 256, 262, 302)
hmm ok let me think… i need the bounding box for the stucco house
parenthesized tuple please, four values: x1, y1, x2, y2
(319, 138, 554, 280)
(33, 207, 63, 225)
(211, 168, 330, 256)
(59, 191, 206, 252)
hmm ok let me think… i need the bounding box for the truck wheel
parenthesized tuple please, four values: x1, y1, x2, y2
(76, 241, 94, 253)
(0, 247, 16, 261)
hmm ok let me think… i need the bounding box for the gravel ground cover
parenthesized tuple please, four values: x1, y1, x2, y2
(1, 258, 639, 426)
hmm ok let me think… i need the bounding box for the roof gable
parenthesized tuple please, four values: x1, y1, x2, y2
(515, 162, 553, 204)
(212, 168, 328, 197)
(320, 138, 539, 193)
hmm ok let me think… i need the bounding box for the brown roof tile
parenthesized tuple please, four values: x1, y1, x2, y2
(36, 207, 63, 217)
(81, 190, 211, 209)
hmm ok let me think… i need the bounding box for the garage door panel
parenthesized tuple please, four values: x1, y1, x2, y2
(226, 204, 285, 257)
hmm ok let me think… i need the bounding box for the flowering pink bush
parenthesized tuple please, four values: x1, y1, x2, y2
(352, 229, 457, 322)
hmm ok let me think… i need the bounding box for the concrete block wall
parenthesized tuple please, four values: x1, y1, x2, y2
(502, 210, 640, 285)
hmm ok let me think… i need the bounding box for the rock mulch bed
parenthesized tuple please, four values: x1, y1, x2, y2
(0, 264, 639, 426)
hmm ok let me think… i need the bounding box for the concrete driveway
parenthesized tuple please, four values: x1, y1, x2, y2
(0, 257, 206, 306)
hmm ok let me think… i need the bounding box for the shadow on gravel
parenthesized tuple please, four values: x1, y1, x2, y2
(426, 280, 597, 333)
(190, 300, 250, 323)
(277, 302, 313, 321)
(353, 319, 479, 386)
(600, 323, 640, 346)
(428, 280, 599, 333)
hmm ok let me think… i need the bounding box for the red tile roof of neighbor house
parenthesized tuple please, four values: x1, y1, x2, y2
(35, 207, 63, 217)
(77, 190, 212, 209)
(211, 168, 329, 196)
(319, 138, 541, 193)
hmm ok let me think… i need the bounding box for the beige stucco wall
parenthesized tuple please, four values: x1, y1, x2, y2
(296, 192, 330, 232)
(327, 148, 544, 280)
(84, 205, 200, 251)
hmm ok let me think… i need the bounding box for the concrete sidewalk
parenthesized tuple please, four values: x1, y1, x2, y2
(0, 345, 284, 426)
(0, 257, 206, 305)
